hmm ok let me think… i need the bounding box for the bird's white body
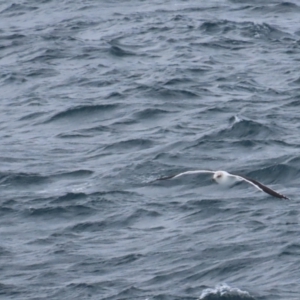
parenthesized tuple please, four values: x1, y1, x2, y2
(213, 171, 232, 185)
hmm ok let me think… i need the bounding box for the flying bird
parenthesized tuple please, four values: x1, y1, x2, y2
(154, 170, 289, 200)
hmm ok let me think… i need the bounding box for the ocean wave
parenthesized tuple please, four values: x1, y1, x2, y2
(0, 206, 16, 217)
(103, 138, 154, 152)
(193, 119, 274, 144)
(0, 282, 20, 297)
(26, 204, 93, 218)
(0, 33, 26, 40)
(131, 108, 171, 120)
(19, 111, 47, 121)
(53, 169, 94, 179)
(26, 48, 69, 63)
(127, 85, 199, 99)
(198, 19, 291, 43)
(69, 208, 160, 233)
(109, 45, 140, 57)
(0, 3, 38, 15)
(251, 2, 300, 13)
(0, 169, 94, 187)
(0, 172, 48, 186)
(49, 192, 88, 203)
(44, 104, 118, 123)
(280, 242, 300, 256)
(245, 164, 298, 183)
(200, 284, 255, 300)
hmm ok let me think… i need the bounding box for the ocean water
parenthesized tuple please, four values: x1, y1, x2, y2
(0, 0, 300, 299)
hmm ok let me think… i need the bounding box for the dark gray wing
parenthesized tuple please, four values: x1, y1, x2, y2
(236, 174, 289, 200)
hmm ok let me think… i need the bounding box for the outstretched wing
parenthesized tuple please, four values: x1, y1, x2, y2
(154, 170, 215, 181)
(232, 174, 289, 200)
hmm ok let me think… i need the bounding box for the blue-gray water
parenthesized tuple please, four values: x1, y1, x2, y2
(1, 1, 300, 299)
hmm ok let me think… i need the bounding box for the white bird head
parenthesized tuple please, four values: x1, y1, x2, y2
(213, 171, 230, 185)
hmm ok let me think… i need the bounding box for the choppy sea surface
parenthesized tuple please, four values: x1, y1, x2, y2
(1, 1, 300, 299)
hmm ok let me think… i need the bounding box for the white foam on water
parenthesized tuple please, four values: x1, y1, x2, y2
(200, 283, 254, 299)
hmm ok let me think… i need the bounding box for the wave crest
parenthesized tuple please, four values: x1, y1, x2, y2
(200, 284, 255, 300)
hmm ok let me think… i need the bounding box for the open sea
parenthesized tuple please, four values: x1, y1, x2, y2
(1, 0, 300, 299)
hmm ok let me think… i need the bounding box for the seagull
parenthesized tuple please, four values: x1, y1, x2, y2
(154, 170, 289, 199)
